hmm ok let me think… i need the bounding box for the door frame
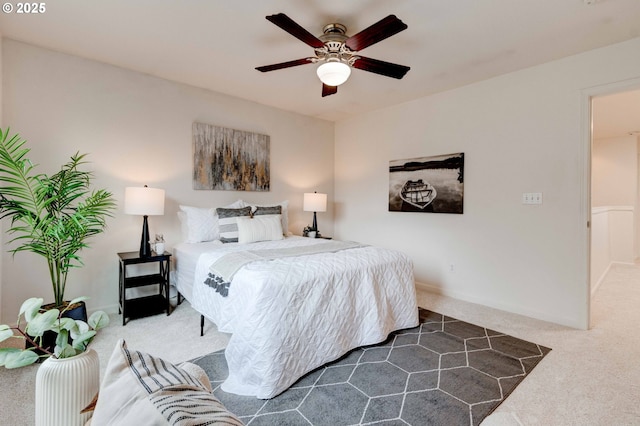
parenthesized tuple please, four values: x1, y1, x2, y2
(581, 77, 640, 329)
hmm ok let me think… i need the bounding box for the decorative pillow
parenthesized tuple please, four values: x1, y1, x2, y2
(178, 200, 247, 243)
(91, 339, 242, 426)
(237, 215, 284, 244)
(253, 205, 282, 216)
(178, 206, 216, 243)
(178, 361, 213, 392)
(248, 200, 290, 235)
(217, 206, 252, 243)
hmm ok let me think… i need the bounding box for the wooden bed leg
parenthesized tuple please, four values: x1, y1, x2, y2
(200, 314, 204, 337)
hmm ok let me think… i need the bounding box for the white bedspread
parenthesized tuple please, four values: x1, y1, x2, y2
(191, 236, 418, 399)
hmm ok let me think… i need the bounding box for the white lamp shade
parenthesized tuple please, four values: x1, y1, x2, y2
(124, 186, 165, 216)
(316, 61, 351, 86)
(303, 192, 327, 212)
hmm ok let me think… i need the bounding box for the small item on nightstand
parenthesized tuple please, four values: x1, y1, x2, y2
(308, 231, 317, 238)
(152, 234, 165, 254)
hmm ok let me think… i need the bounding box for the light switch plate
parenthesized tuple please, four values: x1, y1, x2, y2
(522, 192, 543, 205)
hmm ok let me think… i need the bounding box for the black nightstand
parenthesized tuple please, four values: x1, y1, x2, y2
(118, 251, 172, 325)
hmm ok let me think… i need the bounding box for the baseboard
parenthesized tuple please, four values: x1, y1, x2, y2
(90, 303, 120, 316)
(415, 280, 585, 329)
(591, 262, 612, 297)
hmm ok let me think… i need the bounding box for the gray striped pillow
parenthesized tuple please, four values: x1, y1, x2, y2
(217, 206, 252, 243)
(149, 387, 243, 426)
(123, 341, 242, 426)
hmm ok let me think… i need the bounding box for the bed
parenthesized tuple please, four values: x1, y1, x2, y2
(174, 203, 418, 399)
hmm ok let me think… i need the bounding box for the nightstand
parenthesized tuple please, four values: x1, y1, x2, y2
(303, 234, 332, 240)
(118, 251, 172, 325)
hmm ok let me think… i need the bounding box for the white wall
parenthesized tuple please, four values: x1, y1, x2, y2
(334, 37, 640, 329)
(1, 40, 334, 322)
(592, 136, 637, 207)
(591, 135, 637, 271)
(591, 206, 634, 293)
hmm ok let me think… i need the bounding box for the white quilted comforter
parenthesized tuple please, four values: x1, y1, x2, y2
(191, 236, 418, 399)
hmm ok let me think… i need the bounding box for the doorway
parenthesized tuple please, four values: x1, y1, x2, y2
(588, 85, 640, 327)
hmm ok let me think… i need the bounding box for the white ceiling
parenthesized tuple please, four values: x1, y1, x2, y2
(1, 0, 640, 122)
(593, 89, 640, 139)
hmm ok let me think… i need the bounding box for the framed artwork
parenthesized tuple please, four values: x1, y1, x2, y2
(192, 122, 270, 191)
(389, 152, 464, 214)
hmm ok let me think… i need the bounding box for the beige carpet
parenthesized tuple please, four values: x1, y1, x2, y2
(2, 263, 640, 424)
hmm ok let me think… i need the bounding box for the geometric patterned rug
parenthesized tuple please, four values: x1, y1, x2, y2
(192, 308, 551, 426)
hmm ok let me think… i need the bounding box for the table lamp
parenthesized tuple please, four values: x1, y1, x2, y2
(303, 192, 327, 236)
(124, 185, 165, 257)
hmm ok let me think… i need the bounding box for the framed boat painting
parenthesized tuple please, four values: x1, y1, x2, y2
(389, 152, 464, 214)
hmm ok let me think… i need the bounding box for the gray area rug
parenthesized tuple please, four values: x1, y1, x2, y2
(192, 309, 551, 425)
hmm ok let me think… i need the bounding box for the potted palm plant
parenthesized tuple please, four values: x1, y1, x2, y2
(0, 128, 116, 310)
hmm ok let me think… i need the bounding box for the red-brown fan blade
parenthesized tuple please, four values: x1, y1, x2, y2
(322, 84, 338, 97)
(352, 56, 410, 79)
(256, 58, 314, 72)
(345, 15, 408, 52)
(266, 13, 325, 49)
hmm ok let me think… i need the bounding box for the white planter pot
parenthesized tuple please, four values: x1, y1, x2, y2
(35, 349, 100, 426)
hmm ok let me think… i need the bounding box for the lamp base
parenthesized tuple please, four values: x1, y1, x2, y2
(311, 211, 321, 236)
(139, 215, 151, 257)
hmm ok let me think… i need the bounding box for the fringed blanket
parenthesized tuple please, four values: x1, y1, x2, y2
(204, 240, 365, 297)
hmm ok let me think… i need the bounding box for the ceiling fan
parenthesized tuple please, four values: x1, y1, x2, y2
(256, 13, 410, 97)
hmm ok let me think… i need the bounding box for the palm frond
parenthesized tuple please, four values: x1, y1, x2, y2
(0, 129, 117, 307)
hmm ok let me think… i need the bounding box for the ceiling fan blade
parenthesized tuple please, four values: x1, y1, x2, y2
(256, 58, 314, 72)
(266, 13, 325, 49)
(352, 56, 410, 79)
(322, 84, 338, 97)
(345, 15, 408, 52)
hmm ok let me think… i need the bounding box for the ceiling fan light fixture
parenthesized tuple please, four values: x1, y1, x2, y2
(316, 61, 351, 86)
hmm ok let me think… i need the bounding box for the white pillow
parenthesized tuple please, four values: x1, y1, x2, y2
(217, 206, 252, 243)
(246, 200, 290, 236)
(178, 200, 247, 243)
(237, 215, 284, 244)
(178, 206, 216, 243)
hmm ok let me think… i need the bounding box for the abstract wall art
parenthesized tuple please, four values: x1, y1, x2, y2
(193, 122, 270, 191)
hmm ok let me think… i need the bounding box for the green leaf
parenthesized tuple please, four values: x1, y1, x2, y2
(19, 297, 43, 322)
(70, 320, 88, 340)
(72, 330, 96, 350)
(56, 344, 78, 359)
(25, 309, 59, 337)
(0, 326, 14, 343)
(88, 311, 109, 331)
(55, 329, 69, 349)
(0, 347, 21, 366)
(4, 349, 39, 368)
(59, 317, 77, 332)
